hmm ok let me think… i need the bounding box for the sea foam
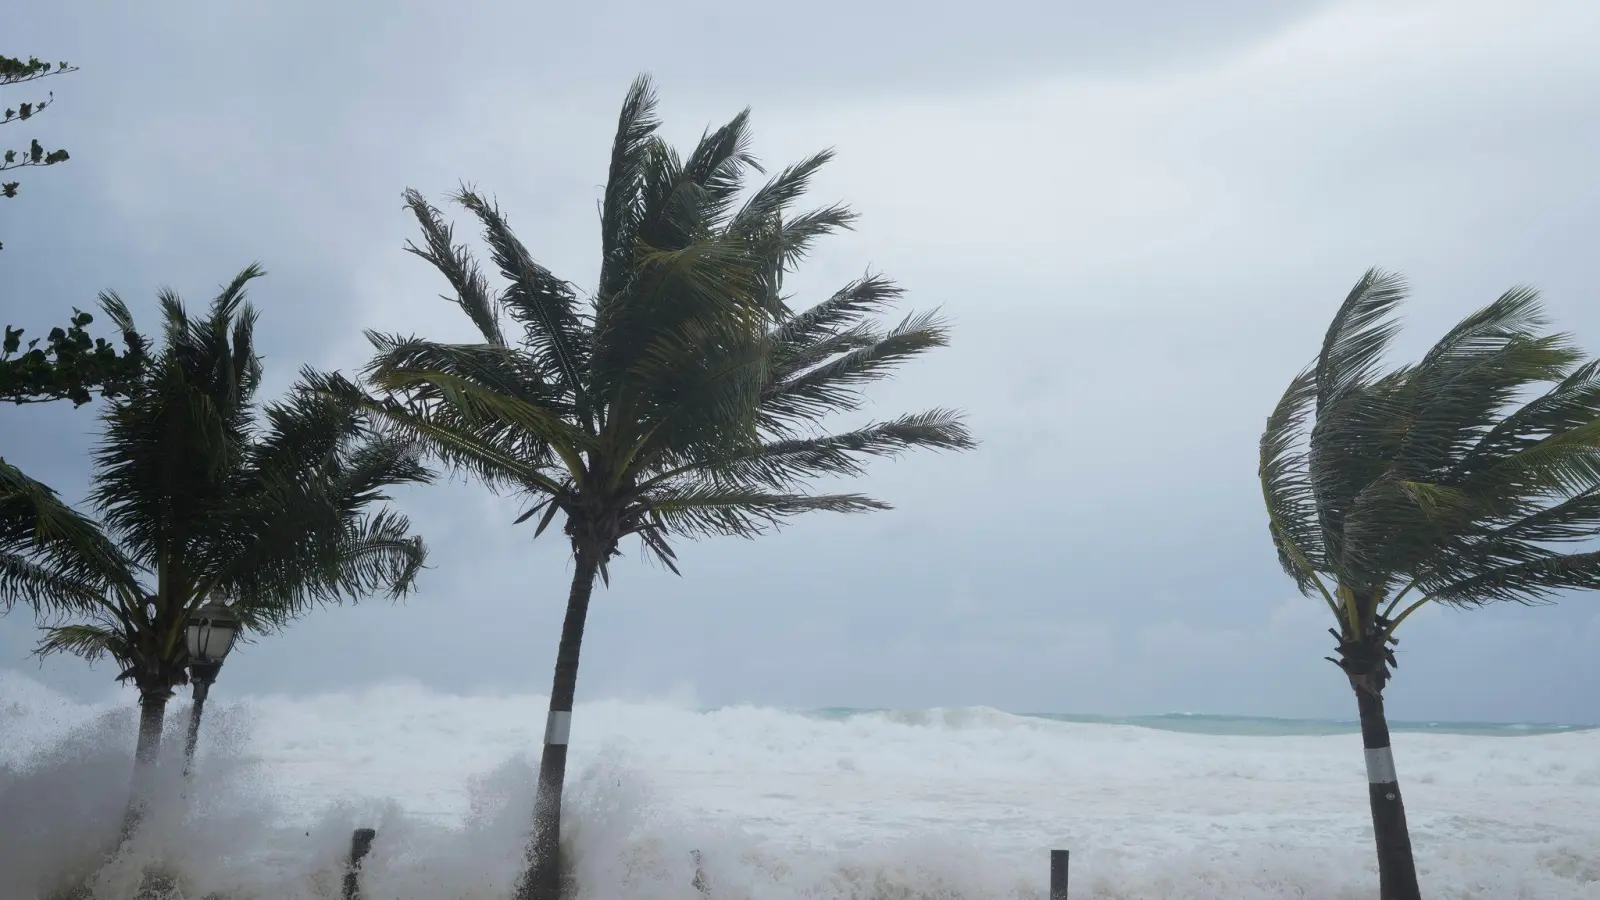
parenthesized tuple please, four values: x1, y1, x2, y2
(2, 671, 1597, 899)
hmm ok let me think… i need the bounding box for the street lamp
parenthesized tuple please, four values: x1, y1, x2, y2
(183, 600, 239, 772)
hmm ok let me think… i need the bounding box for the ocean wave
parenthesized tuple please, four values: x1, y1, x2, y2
(3, 673, 1597, 898)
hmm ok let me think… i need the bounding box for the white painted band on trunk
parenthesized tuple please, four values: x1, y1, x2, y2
(545, 710, 572, 746)
(1364, 746, 1397, 784)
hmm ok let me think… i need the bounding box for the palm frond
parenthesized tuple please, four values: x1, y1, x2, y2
(307, 368, 564, 494)
(680, 410, 974, 490)
(1338, 474, 1478, 590)
(1490, 487, 1600, 544)
(1419, 286, 1549, 367)
(1307, 369, 1414, 589)
(1427, 549, 1600, 607)
(97, 289, 146, 355)
(1304, 271, 1411, 586)
(1455, 358, 1600, 484)
(1467, 418, 1600, 502)
(402, 188, 505, 347)
(590, 233, 766, 396)
(680, 107, 761, 229)
(635, 137, 694, 250)
(646, 484, 890, 538)
(729, 150, 838, 236)
(0, 458, 141, 613)
(1258, 366, 1327, 596)
(770, 274, 902, 360)
(596, 74, 662, 307)
(35, 622, 133, 670)
(1395, 289, 1579, 478)
(364, 365, 592, 460)
(225, 506, 428, 620)
(1315, 268, 1408, 413)
(453, 189, 590, 401)
(0, 553, 114, 616)
(191, 382, 434, 609)
(619, 313, 771, 469)
(1409, 482, 1600, 604)
(362, 332, 566, 415)
(729, 152, 857, 306)
(754, 204, 858, 282)
(328, 508, 428, 601)
(763, 308, 951, 432)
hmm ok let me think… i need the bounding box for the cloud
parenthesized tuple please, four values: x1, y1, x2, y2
(2, 0, 1599, 723)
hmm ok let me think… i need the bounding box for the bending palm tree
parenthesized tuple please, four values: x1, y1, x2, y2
(13, 266, 431, 831)
(1259, 269, 1600, 900)
(332, 75, 974, 900)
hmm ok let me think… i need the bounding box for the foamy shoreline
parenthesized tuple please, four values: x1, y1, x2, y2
(4, 673, 1598, 898)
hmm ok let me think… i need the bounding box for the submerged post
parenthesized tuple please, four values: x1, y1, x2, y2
(1049, 849, 1069, 900)
(690, 848, 709, 895)
(342, 828, 377, 900)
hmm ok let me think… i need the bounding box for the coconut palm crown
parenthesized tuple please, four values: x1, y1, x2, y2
(1259, 268, 1600, 899)
(325, 74, 975, 900)
(10, 267, 431, 818)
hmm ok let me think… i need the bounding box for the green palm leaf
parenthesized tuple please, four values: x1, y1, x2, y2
(403, 189, 504, 347)
(454, 189, 591, 402)
(1315, 268, 1408, 412)
(1261, 268, 1600, 641)
(1426, 549, 1600, 607)
(596, 75, 662, 308)
(681, 410, 974, 491)
(1258, 367, 1327, 598)
(645, 484, 890, 538)
(763, 309, 951, 431)
(0, 457, 140, 613)
(35, 621, 133, 671)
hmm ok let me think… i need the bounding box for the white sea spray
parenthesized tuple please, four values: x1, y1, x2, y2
(3, 671, 1596, 899)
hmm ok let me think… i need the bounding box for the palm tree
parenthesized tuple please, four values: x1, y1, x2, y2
(1259, 269, 1600, 900)
(11, 265, 432, 832)
(327, 74, 975, 900)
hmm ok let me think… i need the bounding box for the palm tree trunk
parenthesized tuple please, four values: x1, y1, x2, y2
(517, 550, 601, 900)
(120, 689, 169, 841)
(1354, 685, 1421, 900)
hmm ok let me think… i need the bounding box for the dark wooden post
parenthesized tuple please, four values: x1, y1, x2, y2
(342, 828, 377, 900)
(690, 848, 709, 896)
(1049, 849, 1069, 900)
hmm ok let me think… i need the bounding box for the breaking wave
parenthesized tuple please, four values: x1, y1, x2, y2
(3, 672, 1597, 898)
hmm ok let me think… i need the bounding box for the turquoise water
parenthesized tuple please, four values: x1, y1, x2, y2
(802, 707, 1597, 737)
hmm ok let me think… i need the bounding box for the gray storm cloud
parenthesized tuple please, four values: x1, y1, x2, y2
(3, 0, 1599, 722)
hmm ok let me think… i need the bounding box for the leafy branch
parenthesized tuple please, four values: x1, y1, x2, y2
(1, 302, 147, 406)
(0, 54, 76, 220)
(0, 56, 77, 87)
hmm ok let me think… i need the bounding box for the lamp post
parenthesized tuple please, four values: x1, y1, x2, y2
(183, 600, 239, 773)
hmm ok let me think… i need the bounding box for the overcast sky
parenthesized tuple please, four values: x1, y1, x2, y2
(3, 0, 1599, 723)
